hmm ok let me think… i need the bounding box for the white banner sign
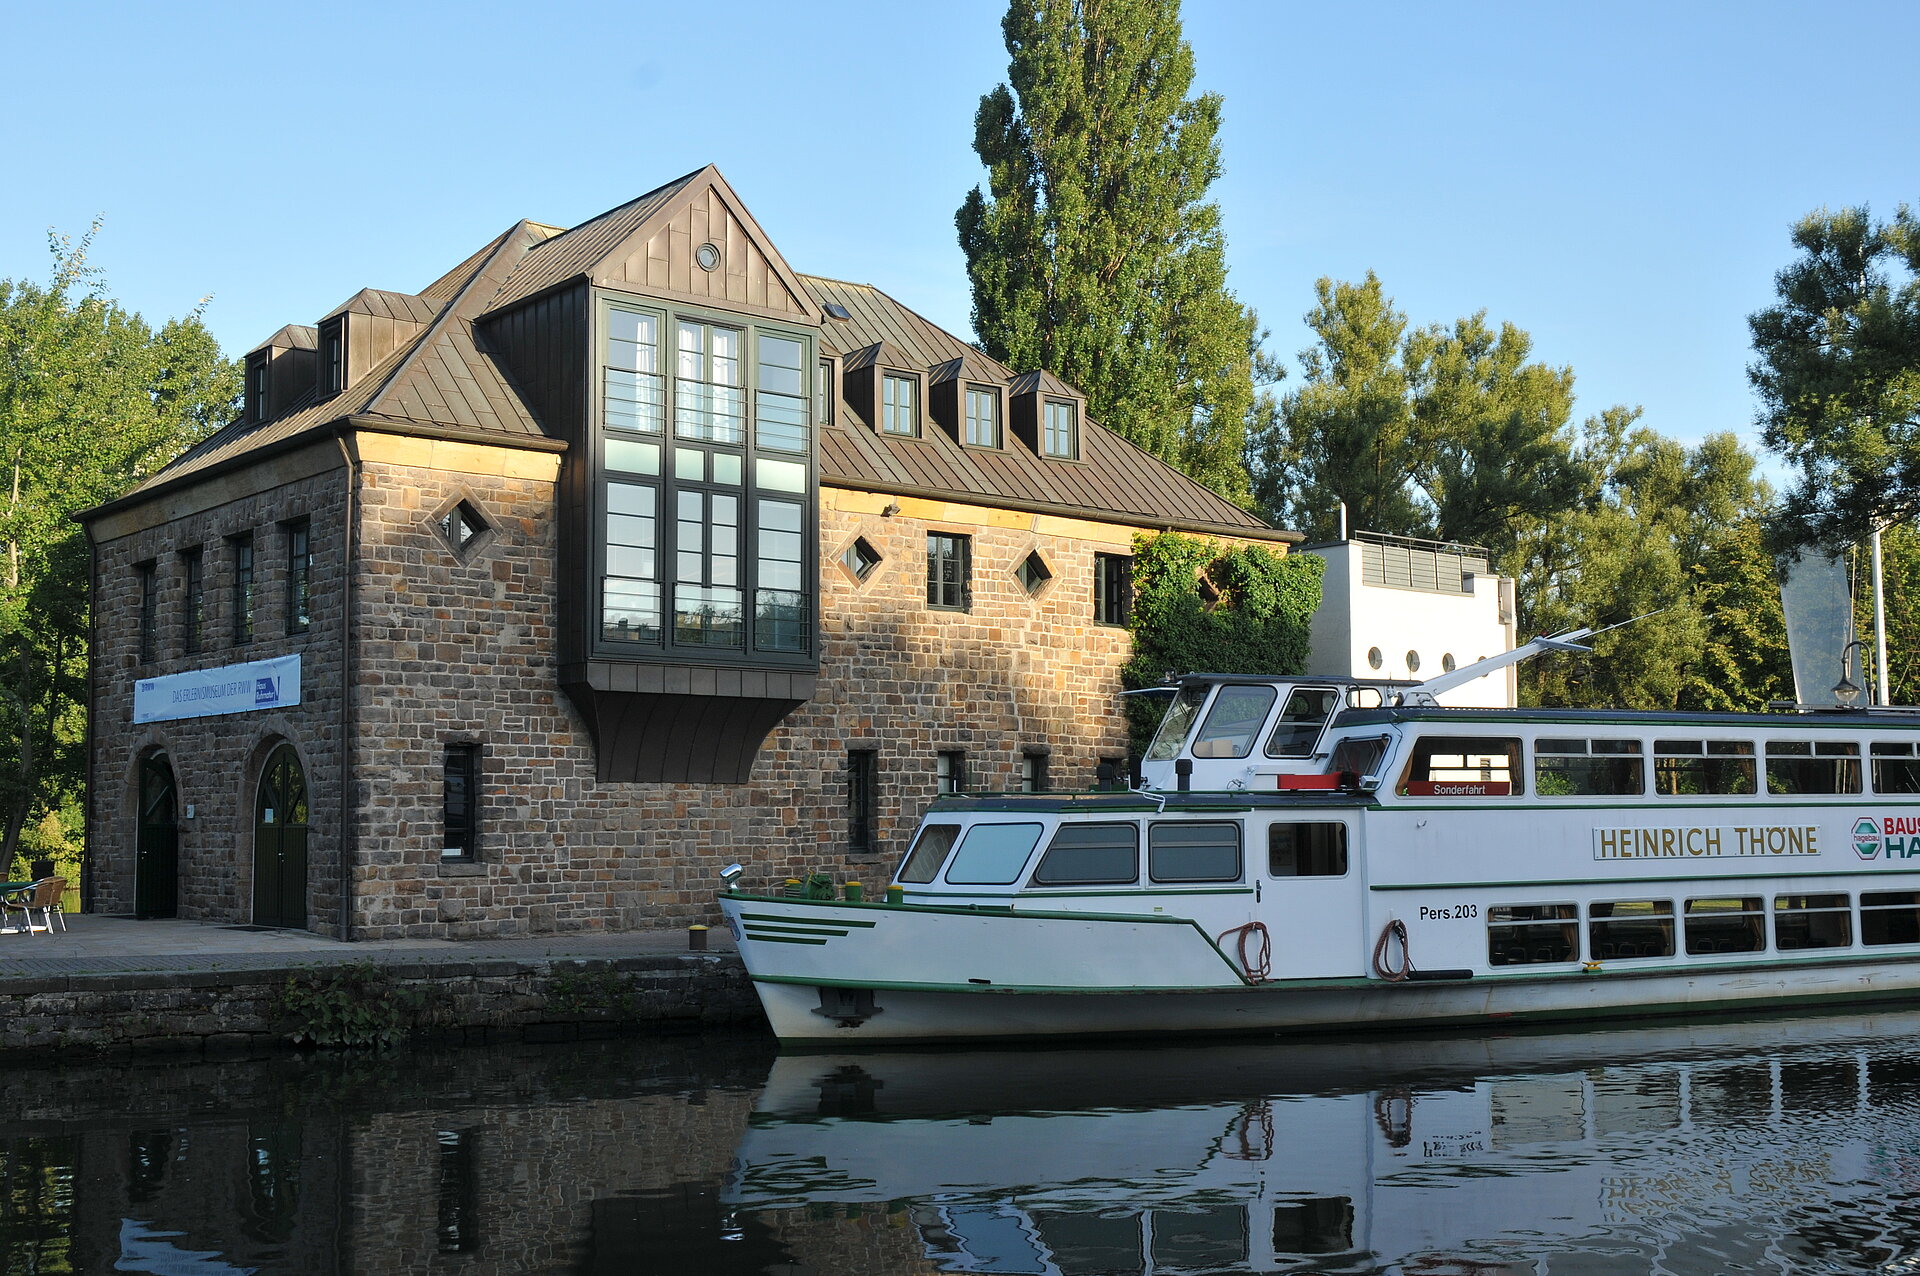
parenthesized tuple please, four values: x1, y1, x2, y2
(133, 654, 302, 724)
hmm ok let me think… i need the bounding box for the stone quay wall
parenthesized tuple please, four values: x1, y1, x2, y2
(0, 952, 756, 1060)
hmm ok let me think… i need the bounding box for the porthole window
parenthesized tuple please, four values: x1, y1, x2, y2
(694, 242, 721, 272)
(1406, 650, 1421, 674)
(1367, 647, 1383, 670)
(1442, 653, 1456, 673)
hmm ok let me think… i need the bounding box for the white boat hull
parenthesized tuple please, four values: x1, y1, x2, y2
(721, 894, 1920, 1044)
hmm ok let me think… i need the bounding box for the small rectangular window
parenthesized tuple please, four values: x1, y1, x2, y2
(249, 354, 269, 422)
(1327, 735, 1390, 778)
(1684, 896, 1765, 955)
(1094, 553, 1131, 626)
(944, 822, 1044, 885)
(1774, 893, 1851, 951)
(1021, 751, 1049, 793)
(443, 743, 479, 861)
(1148, 821, 1242, 883)
(137, 561, 157, 663)
(1032, 822, 1138, 885)
(1043, 399, 1079, 459)
(320, 318, 344, 395)
(1862, 891, 1920, 945)
(1765, 740, 1861, 795)
(882, 373, 918, 436)
(936, 749, 967, 794)
(1588, 900, 1674, 960)
(847, 750, 878, 853)
(1872, 741, 1920, 793)
(898, 823, 962, 884)
(1400, 737, 1522, 797)
(1534, 738, 1643, 796)
(285, 519, 312, 636)
(816, 358, 834, 426)
(964, 385, 1001, 447)
(927, 533, 970, 610)
(1488, 903, 1577, 965)
(229, 533, 255, 646)
(1267, 822, 1348, 876)
(1654, 739, 1756, 796)
(181, 547, 204, 655)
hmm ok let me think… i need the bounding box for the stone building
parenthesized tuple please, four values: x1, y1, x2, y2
(80, 165, 1293, 939)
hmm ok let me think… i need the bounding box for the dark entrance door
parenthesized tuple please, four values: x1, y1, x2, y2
(135, 753, 178, 919)
(252, 744, 309, 929)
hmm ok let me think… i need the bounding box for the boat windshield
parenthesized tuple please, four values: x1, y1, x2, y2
(1265, 687, 1341, 757)
(897, 823, 962, 884)
(1190, 686, 1278, 759)
(1146, 686, 1211, 761)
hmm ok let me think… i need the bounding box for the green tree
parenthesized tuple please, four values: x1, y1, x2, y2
(0, 224, 239, 874)
(1750, 203, 1920, 551)
(959, 0, 1274, 503)
(1260, 272, 1590, 570)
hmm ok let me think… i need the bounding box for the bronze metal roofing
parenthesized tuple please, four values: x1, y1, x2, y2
(800, 275, 1277, 538)
(483, 169, 703, 314)
(108, 171, 1286, 541)
(254, 324, 317, 353)
(322, 288, 443, 324)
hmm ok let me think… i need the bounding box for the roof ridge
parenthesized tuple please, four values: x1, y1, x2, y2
(510, 166, 708, 259)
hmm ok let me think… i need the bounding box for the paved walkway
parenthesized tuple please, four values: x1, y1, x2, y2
(0, 913, 735, 979)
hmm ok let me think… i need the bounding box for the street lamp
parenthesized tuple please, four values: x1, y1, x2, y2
(1834, 639, 1868, 708)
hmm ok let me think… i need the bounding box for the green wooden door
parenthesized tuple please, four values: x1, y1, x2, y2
(252, 744, 309, 929)
(135, 754, 178, 919)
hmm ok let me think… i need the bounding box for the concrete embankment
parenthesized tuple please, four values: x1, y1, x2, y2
(0, 916, 762, 1057)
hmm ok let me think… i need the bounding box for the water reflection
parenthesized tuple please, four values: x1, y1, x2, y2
(3, 1014, 1920, 1272)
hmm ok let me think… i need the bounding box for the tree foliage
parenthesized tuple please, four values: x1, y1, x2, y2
(1120, 531, 1322, 753)
(1751, 204, 1920, 552)
(0, 224, 239, 873)
(959, 0, 1275, 503)
(1255, 272, 1589, 569)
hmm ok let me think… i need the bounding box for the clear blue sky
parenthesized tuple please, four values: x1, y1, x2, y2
(5, 0, 1916, 469)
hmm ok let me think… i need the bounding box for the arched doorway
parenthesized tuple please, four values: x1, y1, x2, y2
(252, 743, 309, 929)
(135, 753, 178, 919)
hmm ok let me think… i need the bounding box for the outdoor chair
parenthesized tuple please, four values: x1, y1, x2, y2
(2, 877, 67, 936)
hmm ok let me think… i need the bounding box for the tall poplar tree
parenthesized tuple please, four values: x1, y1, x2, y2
(958, 0, 1272, 504)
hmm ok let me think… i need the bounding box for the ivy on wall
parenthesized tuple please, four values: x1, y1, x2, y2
(1121, 533, 1325, 755)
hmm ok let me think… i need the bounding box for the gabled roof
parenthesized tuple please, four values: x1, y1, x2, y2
(1009, 368, 1082, 399)
(484, 169, 702, 313)
(322, 288, 442, 324)
(255, 324, 317, 353)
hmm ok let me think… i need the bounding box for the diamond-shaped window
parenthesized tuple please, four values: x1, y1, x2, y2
(842, 537, 881, 582)
(1017, 550, 1052, 596)
(440, 500, 490, 554)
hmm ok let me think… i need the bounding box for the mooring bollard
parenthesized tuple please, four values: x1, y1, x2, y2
(688, 924, 708, 951)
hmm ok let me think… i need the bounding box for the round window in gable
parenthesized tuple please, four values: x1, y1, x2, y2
(695, 242, 721, 272)
(1367, 647, 1383, 670)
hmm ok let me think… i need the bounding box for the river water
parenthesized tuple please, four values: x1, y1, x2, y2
(7, 1008, 1920, 1274)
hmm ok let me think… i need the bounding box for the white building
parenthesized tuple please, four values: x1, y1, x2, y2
(1300, 532, 1518, 707)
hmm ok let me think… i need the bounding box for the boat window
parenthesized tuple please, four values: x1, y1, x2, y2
(1765, 740, 1861, 795)
(1265, 687, 1341, 758)
(1588, 900, 1674, 959)
(1148, 821, 1242, 883)
(1400, 736, 1522, 797)
(1653, 739, 1756, 796)
(1534, 738, 1644, 796)
(1268, 822, 1348, 877)
(1863, 891, 1920, 945)
(1030, 822, 1139, 886)
(1775, 893, 1852, 950)
(1327, 734, 1390, 778)
(1487, 903, 1577, 965)
(1146, 685, 1210, 761)
(943, 822, 1045, 885)
(1189, 685, 1277, 759)
(897, 823, 962, 884)
(1684, 896, 1765, 954)
(1871, 741, 1920, 793)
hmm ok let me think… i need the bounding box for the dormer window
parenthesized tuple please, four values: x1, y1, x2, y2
(965, 386, 1001, 448)
(882, 374, 918, 437)
(248, 353, 269, 422)
(1044, 399, 1079, 460)
(319, 318, 345, 396)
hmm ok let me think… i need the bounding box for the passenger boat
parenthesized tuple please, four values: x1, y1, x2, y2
(717, 634, 1920, 1044)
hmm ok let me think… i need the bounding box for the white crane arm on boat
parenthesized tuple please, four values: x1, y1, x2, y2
(1394, 628, 1595, 706)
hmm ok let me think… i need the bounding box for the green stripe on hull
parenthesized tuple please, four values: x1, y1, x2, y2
(744, 934, 830, 946)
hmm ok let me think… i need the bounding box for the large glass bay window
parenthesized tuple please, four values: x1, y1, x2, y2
(598, 297, 815, 662)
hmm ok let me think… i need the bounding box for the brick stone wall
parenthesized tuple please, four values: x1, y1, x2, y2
(89, 430, 1254, 941)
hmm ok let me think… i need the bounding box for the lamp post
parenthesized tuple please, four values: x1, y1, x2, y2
(1835, 639, 1868, 708)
